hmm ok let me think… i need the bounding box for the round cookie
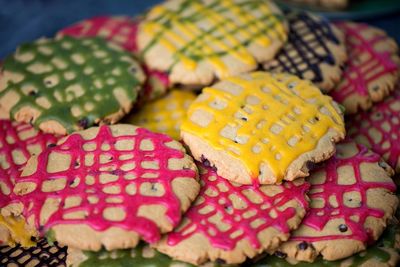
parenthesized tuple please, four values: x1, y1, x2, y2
(330, 22, 400, 114)
(66, 243, 236, 267)
(0, 238, 67, 267)
(57, 16, 169, 101)
(155, 163, 310, 265)
(263, 11, 347, 92)
(10, 124, 200, 251)
(0, 119, 59, 247)
(0, 36, 145, 135)
(251, 216, 400, 267)
(138, 0, 288, 87)
(347, 87, 400, 173)
(181, 71, 345, 185)
(125, 90, 197, 140)
(276, 141, 398, 262)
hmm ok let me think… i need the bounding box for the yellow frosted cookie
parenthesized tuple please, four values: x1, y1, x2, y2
(181, 71, 345, 184)
(138, 0, 287, 87)
(125, 90, 196, 140)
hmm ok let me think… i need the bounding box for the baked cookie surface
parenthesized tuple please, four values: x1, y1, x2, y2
(138, 0, 288, 86)
(181, 71, 345, 184)
(0, 119, 58, 247)
(155, 163, 309, 265)
(0, 36, 145, 135)
(11, 124, 199, 251)
(263, 11, 346, 92)
(330, 22, 399, 114)
(125, 90, 196, 140)
(58, 16, 169, 101)
(276, 141, 398, 262)
(347, 87, 400, 173)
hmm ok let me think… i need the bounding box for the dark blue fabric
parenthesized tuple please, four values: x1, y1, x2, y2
(0, 0, 399, 59)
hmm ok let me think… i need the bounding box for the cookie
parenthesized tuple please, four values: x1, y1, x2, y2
(347, 87, 400, 173)
(155, 163, 310, 265)
(10, 124, 199, 251)
(263, 11, 347, 92)
(138, 0, 288, 87)
(66, 242, 236, 267)
(252, 222, 400, 267)
(0, 238, 67, 267)
(330, 22, 400, 114)
(181, 71, 345, 185)
(0, 119, 59, 247)
(125, 90, 197, 140)
(57, 16, 169, 101)
(276, 141, 398, 262)
(0, 36, 145, 135)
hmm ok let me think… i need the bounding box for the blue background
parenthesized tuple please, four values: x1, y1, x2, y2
(0, 0, 399, 59)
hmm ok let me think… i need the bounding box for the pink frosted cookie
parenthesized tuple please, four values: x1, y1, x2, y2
(155, 163, 309, 265)
(10, 124, 200, 251)
(0, 119, 59, 246)
(58, 16, 169, 101)
(330, 22, 399, 114)
(276, 141, 398, 262)
(347, 87, 400, 173)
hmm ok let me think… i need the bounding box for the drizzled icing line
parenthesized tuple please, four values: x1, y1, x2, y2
(265, 11, 341, 87)
(181, 72, 345, 183)
(330, 22, 399, 104)
(167, 164, 309, 250)
(347, 88, 400, 172)
(16, 125, 197, 244)
(140, 0, 287, 78)
(292, 142, 396, 243)
(0, 119, 59, 207)
(58, 16, 170, 99)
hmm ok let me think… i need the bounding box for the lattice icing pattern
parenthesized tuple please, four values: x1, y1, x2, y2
(58, 16, 169, 100)
(13, 125, 199, 247)
(330, 22, 399, 114)
(139, 0, 287, 84)
(278, 141, 398, 261)
(126, 90, 197, 140)
(0, 238, 67, 267)
(347, 88, 400, 173)
(156, 163, 309, 264)
(263, 11, 345, 91)
(0, 120, 58, 247)
(181, 72, 345, 184)
(0, 36, 145, 134)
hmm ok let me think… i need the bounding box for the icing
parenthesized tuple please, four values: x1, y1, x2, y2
(58, 16, 139, 52)
(0, 36, 144, 133)
(0, 120, 58, 246)
(181, 72, 344, 182)
(58, 16, 170, 100)
(126, 90, 196, 140)
(167, 163, 309, 250)
(0, 238, 67, 266)
(140, 0, 286, 78)
(330, 22, 398, 104)
(253, 223, 399, 266)
(79, 243, 195, 267)
(291, 142, 397, 243)
(16, 125, 197, 244)
(347, 88, 400, 172)
(264, 11, 340, 86)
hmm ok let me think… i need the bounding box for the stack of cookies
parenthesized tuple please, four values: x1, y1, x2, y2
(0, 1, 399, 266)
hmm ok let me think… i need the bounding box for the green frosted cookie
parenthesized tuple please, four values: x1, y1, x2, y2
(67, 243, 235, 267)
(0, 36, 145, 135)
(250, 222, 400, 267)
